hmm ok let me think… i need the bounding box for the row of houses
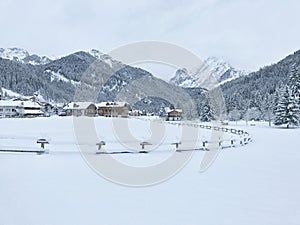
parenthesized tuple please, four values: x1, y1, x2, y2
(0, 98, 183, 120)
(63, 101, 132, 117)
(63, 102, 183, 120)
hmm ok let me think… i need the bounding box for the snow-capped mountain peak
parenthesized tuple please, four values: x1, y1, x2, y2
(23, 54, 52, 65)
(204, 57, 232, 80)
(0, 47, 29, 62)
(0, 47, 51, 65)
(170, 68, 199, 88)
(89, 49, 104, 58)
(89, 49, 121, 68)
(170, 57, 249, 88)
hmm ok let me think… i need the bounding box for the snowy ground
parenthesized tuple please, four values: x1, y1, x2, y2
(0, 117, 299, 225)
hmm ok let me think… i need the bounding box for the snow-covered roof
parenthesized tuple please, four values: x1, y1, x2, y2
(9, 100, 41, 109)
(22, 101, 42, 108)
(167, 109, 183, 113)
(64, 102, 95, 110)
(24, 110, 44, 115)
(0, 100, 43, 108)
(55, 103, 65, 108)
(0, 100, 22, 107)
(96, 102, 129, 108)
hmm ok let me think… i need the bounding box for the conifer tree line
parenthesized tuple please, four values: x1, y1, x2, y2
(199, 63, 300, 128)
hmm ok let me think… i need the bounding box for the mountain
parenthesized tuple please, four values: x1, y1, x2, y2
(0, 48, 196, 115)
(1, 47, 299, 119)
(214, 49, 300, 122)
(0, 48, 51, 65)
(169, 57, 248, 88)
(169, 50, 300, 121)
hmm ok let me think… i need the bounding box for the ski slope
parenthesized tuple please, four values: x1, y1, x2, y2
(0, 117, 299, 225)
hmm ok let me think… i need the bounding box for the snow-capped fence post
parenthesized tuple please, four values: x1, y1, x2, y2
(36, 139, 49, 154)
(37, 139, 49, 149)
(172, 142, 181, 149)
(244, 137, 248, 145)
(202, 141, 208, 150)
(240, 139, 243, 146)
(214, 127, 220, 131)
(140, 141, 152, 150)
(96, 141, 106, 153)
(230, 129, 237, 134)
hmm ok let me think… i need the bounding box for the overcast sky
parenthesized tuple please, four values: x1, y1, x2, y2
(0, 0, 299, 72)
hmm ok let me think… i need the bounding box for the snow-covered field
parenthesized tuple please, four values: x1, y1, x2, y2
(0, 117, 299, 225)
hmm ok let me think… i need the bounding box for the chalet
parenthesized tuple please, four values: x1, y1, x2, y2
(0, 100, 22, 117)
(64, 102, 97, 117)
(166, 109, 182, 121)
(97, 102, 131, 117)
(0, 100, 44, 118)
(19, 101, 44, 117)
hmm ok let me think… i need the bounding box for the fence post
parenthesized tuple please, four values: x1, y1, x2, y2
(172, 142, 181, 149)
(96, 141, 106, 150)
(37, 139, 49, 149)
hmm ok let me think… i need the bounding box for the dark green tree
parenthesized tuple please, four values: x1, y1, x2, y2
(274, 86, 299, 128)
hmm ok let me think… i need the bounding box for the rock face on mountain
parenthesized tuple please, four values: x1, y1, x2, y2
(169, 57, 248, 88)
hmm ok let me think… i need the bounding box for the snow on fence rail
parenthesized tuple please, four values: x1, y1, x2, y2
(0, 139, 49, 155)
(166, 121, 252, 148)
(95, 120, 252, 154)
(0, 119, 251, 155)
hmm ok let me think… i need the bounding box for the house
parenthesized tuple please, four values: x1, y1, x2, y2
(166, 109, 182, 121)
(0, 100, 22, 117)
(97, 102, 131, 117)
(19, 101, 44, 117)
(63, 102, 97, 117)
(0, 100, 44, 118)
(55, 103, 67, 116)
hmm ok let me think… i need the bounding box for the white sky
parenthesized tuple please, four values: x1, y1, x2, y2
(0, 0, 299, 73)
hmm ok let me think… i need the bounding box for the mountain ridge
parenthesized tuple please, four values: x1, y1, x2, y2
(0, 48, 197, 115)
(1, 47, 300, 119)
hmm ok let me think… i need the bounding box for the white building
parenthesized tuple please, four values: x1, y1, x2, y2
(96, 102, 131, 117)
(166, 109, 183, 121)
(19, 101, 44, 117)
(63, 102, 97, 117)
(0, 100, 44, 118)
(0, 100, 22, 117)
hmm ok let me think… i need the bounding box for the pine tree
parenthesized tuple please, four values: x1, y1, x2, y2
(274, 86, 299, 128)
(288, 64, 300, 97)
(287, 63, 300, 123)
(200, 103, 212, 122)
(273, 90, 280, 115)
(261, 93, 274, 126)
